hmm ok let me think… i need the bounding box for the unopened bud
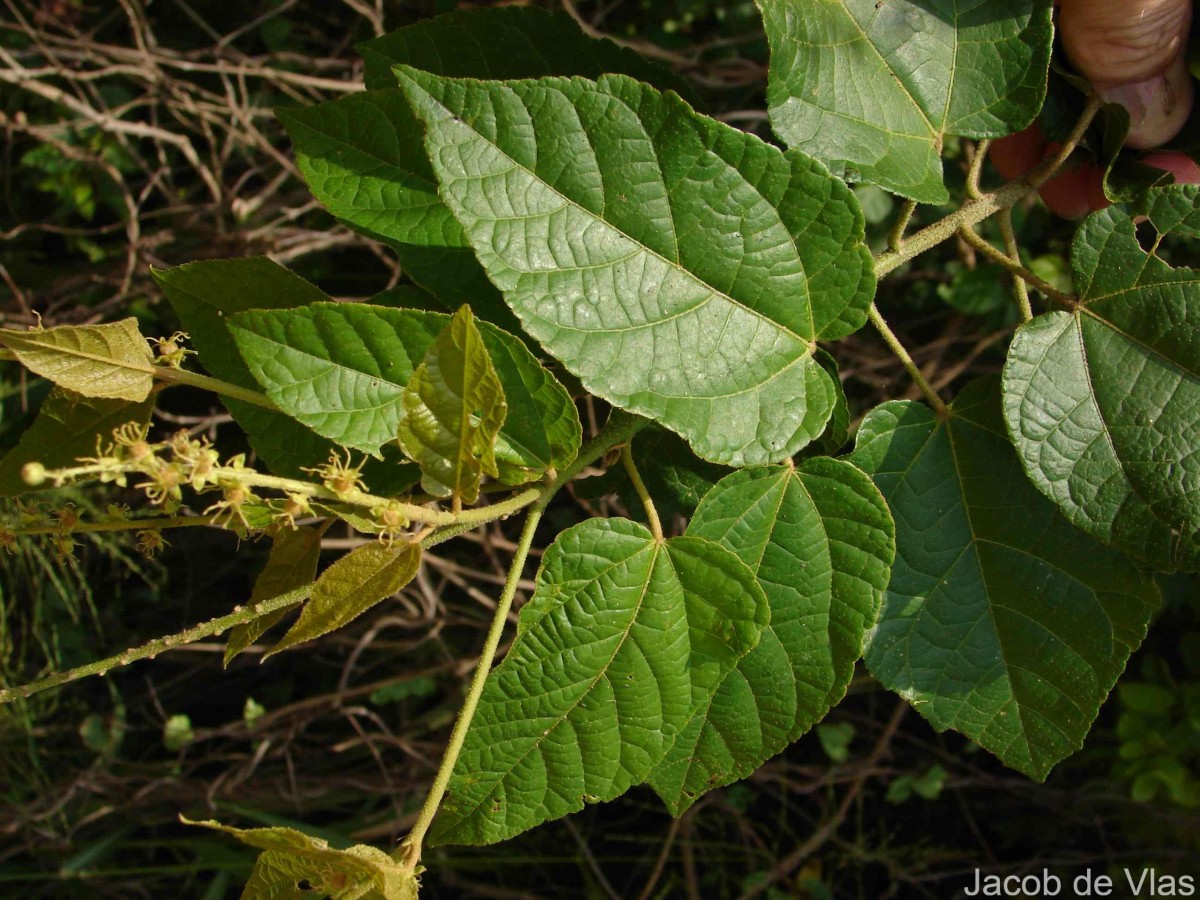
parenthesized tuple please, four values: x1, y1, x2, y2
(21, 462, 46, 486)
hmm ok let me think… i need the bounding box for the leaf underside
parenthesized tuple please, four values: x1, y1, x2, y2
(398, 67, 875, 466)
(429, 518, 768, 846)
(0, 319, 154, 402)
(1004, 185, 1200, 572)
(850, 378, 1159, 780)
(758, 0, 1053, 202)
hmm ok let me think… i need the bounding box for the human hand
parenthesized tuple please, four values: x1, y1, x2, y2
(992, 0, 1199, 218)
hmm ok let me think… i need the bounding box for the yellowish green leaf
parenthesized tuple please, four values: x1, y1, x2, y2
(267, 541, 421, 657)
(0, 319, 154, 401)
(396, 306, 506, 505)
(224, 526, 323, 666)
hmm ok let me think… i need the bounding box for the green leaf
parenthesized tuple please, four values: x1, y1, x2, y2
(182, 817, 418, 900)
(228, 302, 579, 478)
(283, 7, 691, 327)
(1003, 185, 1200, 572)
(224, 526, 323, 667)
(429, 518, 768, 846)
(396, 307, 507, 504)
(0, 319, 154, 401)
(397, 68, 874, 466)
(358, 7, 695, 96)
(758, 0, 1053, 202)
(849, 377, 1159, 780)
(152, 259, 339, 479)
(647, 459, 895, 815)
(0, 388, 153, 496)
(808, 349, 850, 456)
(267, 540, 421, 657)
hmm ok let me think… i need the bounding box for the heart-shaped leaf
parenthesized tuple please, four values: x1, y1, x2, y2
(1004, 185, 1200, 572)
(429, 517, 768, 846)
(648, 458, 895, 814)
(397, 67, 874, 466)
(849, 378, 1159, 780)
(758, 0, 1053, 202)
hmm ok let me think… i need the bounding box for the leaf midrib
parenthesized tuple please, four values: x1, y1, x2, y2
(403, 70, 817, 347)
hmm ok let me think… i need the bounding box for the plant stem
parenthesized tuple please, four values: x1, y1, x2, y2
(965, 138, 990, 200)
(153, 366, 279, 411)
(11, 514, 217, 537)
(888, 198, 919, 252)
(997, 208, 1034, 321)
(874, 94, 1102, 278)
(957, 225, 1076, 308)
(621, 443, 662, 542)
(399, 409, 648, 871)
(399, 503, 544, 872)
(0, 583, 311, 706)
(867, 304, 948, 417)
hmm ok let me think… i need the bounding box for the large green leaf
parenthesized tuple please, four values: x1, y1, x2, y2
(758, 0, 1053, 203)
(0, 389, 154, 496)
(267, 540, 421, 657)
(849, 378, 1158, 780)
(396, 307, 506, 504)
(282, 6, 690, 326)
(224, 526, 323, 666)
(397, 68, 875, 466)
(648, 459, 895, 814)
(1003, 185, 1200, 572)
(0, 319, 154, 401)
(429, 518, 768, 846)
(228, 302, 579, 478)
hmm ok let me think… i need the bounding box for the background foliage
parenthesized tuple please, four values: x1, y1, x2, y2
(0, 1, 1196, 897)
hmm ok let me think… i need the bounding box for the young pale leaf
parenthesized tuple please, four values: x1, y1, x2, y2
(266, 540, 420, 657)
(648, 459, 895, 815)
(849, 378, 1159, 781)
(429, 518, 768, 846)
(396, 307, 506, 504)
(228, 302, 578, 474)
(397, 68, 874, 466)
(224, 526, 322, 667)
(1003, 185, 1200, 572)
(182, 817, 417, 900)
(0, 389, 153, 496)
(758, 0, 1053, 203)
(0, 319, 154, 401)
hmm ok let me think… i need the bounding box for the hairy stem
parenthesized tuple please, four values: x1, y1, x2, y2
(965, 138, 991, 200)
(153, 366, 279, 411)
(874, 94, 1102, 278)
(997, 208, 1034, 322)
(622, 443, 663, 541)
(960, 220, 1074, 310)
(399, 409, 648, 871)
(400, 504, 544, 872)
(0, 583, 311, 706)
(10, 513, 217, 536)
(888, 198, 919, 252)
(867, 304, 949, 416)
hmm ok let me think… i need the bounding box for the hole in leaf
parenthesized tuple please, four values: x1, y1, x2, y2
(1135, 219, 1160, 254)
(296, 880, 315, 892)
